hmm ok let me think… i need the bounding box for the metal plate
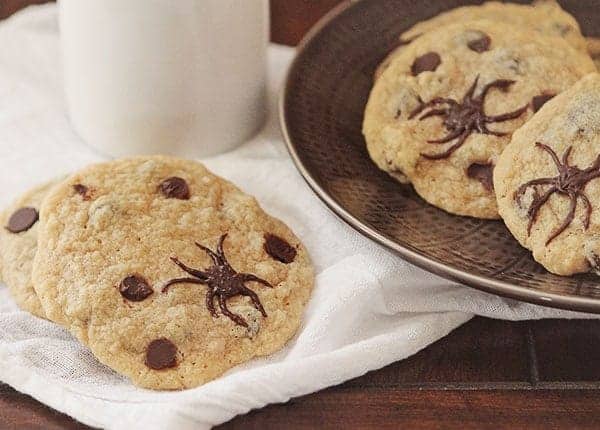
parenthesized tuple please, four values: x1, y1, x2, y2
(280, 0, 600, 313)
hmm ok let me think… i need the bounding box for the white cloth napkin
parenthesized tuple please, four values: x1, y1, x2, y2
(0, 5, 597, 429)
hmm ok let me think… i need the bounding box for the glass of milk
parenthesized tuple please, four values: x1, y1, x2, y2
(59, 0, 269, 158)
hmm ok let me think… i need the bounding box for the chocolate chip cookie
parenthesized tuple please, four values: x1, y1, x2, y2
(375, 0, 587, 80)
(32, 156, 313, 390)
(363, 20, 595, 219)
(495, 73, 600, 276)
(0, 180, 60, 318)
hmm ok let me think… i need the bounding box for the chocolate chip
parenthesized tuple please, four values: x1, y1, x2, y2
(411, 52, 441, 76)
(467, 163, 494, 191)
(531, 93, 556, 112)
(145, 338, 178, 370)
(73, 184, 92, 200)
(6, 207, 38, 233)
(467, 34, 491, 53)
(119, 275, 153, 301)
(264, 233, 296, 264)
(159, 177, 190, 200)
(394, 109, 402, 119)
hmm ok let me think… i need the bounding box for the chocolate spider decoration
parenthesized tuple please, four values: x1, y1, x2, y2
(409, 76, 528, 160)
(163, 234, 273, 327)
(515, 143, 600, 245)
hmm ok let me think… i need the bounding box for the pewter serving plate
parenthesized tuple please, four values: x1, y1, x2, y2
(281, 0, 600, 312)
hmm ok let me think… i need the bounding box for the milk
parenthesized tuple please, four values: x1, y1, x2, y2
(59, 0, 269, 157)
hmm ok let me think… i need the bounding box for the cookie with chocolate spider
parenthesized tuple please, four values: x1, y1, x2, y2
(0, 180, 61, 318)
(32, 156, 313, 390)
(363, 20, 595, 219)
(374, 0, 587, 80)
(495, 73, 600, 276)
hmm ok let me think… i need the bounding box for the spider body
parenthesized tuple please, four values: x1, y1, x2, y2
(515, 143, 600, 245)
(163, 234, 273, 327)
(410, 76, 528, 160)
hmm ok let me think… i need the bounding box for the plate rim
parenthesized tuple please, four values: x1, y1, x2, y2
(279, 0, 600, 314)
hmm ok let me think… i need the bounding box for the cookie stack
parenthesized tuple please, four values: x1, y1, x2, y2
(0, 156, 314, 389)
(363, 1, 600, 276)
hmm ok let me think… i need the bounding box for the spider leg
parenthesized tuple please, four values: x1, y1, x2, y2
(428, 97, 459, 106)
(480, 123, 507, 137)
(426, 127, 464, 144)
(484, 104, 528, 123)
(588, 154, 600, 171)
(421, 130, 469, 160)
(514, 178, 556, 205)
(195, 242, 221, 266)
(162, 277, 206, 293)
(535, 143, 562, 171)
(218, 295, 248, 327)
(408, 97, 456, 119)
(526, 186, 557, 236)
(463, 75, 480, 102)
(240, 287, 268, 317)
(408, 96, 426, 119)
(545, 193, 578, 245)
(170, 256, 208, 279)
(205, 288, 218, 318)
(240, 273, 273, 288)
(215, 233, 228, 261)
(561, 146, 573, 166)
(586, 170, 600, 182)
(578, 192, 592, 230)
(418, 108, 449, 120)
(476, 79, 515, 102)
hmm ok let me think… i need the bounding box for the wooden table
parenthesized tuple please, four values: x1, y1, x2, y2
(2, 1, 600, 429)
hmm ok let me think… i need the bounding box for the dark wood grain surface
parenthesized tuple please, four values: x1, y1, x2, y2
(2, 1, 600, 429)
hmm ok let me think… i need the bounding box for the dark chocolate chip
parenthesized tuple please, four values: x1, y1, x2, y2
(411, 52, 441, 76)
(119, 275, 153, 301)
(6, 207, 38, 233)
(159, 177, 190, 200)
(73, 184, 91, 200)
(264, 233, 296, 264)
(531, 93, 556, 112)
(394, 109, 402, 119)
(466, 163, 494, 191)
(467, 34, 491, 53)
(145, 338, 178, 370)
